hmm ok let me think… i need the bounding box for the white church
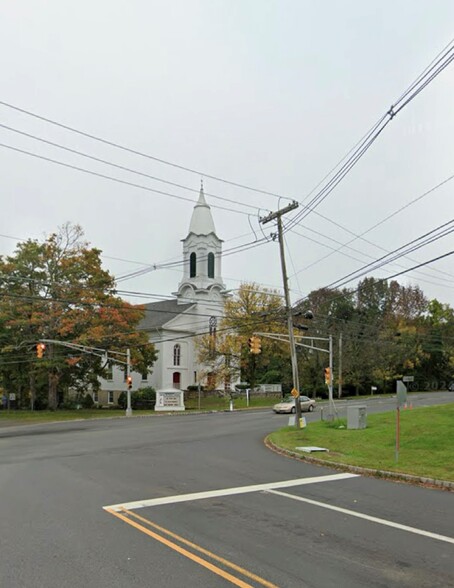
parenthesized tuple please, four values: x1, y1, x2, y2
(98, 184, 229, 404)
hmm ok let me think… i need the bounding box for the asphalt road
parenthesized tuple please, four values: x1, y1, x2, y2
(0, 392, 453, 587)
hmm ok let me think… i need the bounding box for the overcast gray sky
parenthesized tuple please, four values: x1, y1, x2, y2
(1, 0, 453, 306)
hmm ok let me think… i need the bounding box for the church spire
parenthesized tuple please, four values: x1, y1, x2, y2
(188, 181, 216, 235)
(176, 182, 227, 303)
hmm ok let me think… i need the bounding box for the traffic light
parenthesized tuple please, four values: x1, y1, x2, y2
(324, 367, 331, 385)
(248, 336, 262, 355)
(252, 337, 261, 354)
(36, 343, 46, 359)
(126, 375, 133, 390)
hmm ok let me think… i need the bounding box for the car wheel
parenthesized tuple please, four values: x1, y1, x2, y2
(291, 406, 296, 414)
(308, 405, 314, 412)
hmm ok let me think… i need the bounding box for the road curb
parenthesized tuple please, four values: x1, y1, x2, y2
(264, 436, 454, 492)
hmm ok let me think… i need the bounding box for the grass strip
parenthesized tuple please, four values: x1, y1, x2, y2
(269, 404, 454, 482)
(0, 396, 278, 425)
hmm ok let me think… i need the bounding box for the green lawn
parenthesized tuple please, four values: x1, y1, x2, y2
(0, 396, 278, 425)
(184, 395, 279, 411)
(0, 409, 154, 424)
(269, 404, 454, 482)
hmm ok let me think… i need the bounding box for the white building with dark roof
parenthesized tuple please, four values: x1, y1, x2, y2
(99, 184, 228, 402)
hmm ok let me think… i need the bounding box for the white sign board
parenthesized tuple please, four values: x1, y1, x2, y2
(402, 376, 414, 382)
(155, 388, 185, 412)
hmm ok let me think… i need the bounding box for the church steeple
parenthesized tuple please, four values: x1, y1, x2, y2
(175, 182, 228, 304)
(188, 182, 216, 236)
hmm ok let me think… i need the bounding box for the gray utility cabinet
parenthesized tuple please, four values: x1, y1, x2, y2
(347, 405, 367, 429)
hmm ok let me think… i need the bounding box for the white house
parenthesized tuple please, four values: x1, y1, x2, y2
(99, 184, 229, 403)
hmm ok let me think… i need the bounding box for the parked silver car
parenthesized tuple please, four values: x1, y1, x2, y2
(273, 395, 316, 414)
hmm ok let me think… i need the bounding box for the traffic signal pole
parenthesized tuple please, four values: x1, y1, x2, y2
(126, 348, 132, 417)
(260, 202, 302, 428)
(328, 334, 334, 420)
(38, 339, 134, 417)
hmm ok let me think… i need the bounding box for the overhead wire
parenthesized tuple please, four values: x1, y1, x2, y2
(283, 39, 454, 231)
(0, 99, 293, 202)
(0, 39, 452, 305)
(289, 171, 454, 282)
(290, 225, 454, 290)
(0, 122, 266, 215)
(326, 219, 454, 290)
(0, 142, 252, 217)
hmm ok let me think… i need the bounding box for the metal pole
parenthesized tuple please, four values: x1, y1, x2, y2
(198, 381, 201, 411)
(338, 333, 343, 399)
(126, 348, 132, 417)
(328, 335, 334, 419)
(396, 406, 400, 462)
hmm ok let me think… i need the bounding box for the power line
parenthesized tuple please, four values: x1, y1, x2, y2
(290, 225, 454, 290)
(290, 172, 454, 282)
(0, 122, 265, 215)
(284, 40, 454, 230)
(0, 99, 293, 203)
(327, 220, 454, 290)
(0, 141, 252, 217)
(294, 249, 454, 311)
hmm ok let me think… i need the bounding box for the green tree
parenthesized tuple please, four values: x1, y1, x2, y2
(0, 224, 157, 409)
(196, 283, 291, 392)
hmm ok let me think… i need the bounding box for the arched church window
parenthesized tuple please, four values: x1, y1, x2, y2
(208, 252, 215, 278)
(173, 344, 181, 366)
(190, 252, 196, 278)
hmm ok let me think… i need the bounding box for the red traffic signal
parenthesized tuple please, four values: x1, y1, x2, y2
(126, 375, 133, 390)
(36, 343, 46, 358)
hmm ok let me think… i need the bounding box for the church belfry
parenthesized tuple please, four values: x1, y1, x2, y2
(176, 182, 228, 304)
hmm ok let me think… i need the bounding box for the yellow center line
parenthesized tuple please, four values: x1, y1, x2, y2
(105, 508, 278, 588)
(122, 508, 279, 588)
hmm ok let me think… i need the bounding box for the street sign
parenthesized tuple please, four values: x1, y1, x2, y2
(402, 376, 414, 382)
(396, 380, 407, 408)
(291, 388, 299, 398)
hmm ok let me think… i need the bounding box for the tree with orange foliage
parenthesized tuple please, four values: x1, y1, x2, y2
(0, 223, 156, 409)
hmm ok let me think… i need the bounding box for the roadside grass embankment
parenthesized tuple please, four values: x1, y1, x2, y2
(268, 403, 454, 483)
(0, 396, 278, 426)
(0, 409, 155, 425)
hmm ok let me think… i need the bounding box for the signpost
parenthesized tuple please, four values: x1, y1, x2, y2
(395, 380, 408, 462)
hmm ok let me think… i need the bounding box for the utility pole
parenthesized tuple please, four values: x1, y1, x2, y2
(338, 333, 343, 399)
(260, 201, 302, 427)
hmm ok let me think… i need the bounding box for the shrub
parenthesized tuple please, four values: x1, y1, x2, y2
(81, 394, 95, 409)
(118, 387, 156, 409)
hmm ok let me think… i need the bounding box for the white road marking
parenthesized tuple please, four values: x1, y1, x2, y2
(103, 472, 358, 511)
(267, 489, 454, 545)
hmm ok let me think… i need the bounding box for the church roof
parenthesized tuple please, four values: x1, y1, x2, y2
(139, 299, 195, 330)
(188, 183, 216, 236)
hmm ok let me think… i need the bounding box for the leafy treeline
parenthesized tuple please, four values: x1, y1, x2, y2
(0, 224, 156, 409)
(297, 278, 454, 395)
(203, 281, 454, 396)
